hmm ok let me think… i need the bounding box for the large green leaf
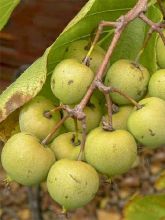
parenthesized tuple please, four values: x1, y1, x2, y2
(124, 195, 165, 220)
(0, 0, 20, 30)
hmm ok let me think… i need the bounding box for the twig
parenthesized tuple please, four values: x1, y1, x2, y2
(139, 13, 165, 45)
(41, 115, 69, 145)
(135, 28, 153, 64)
(44, 105, 64, 118)
(77, 118, 87, 161)
(83, 21, 116, 65)
(95, 80, 142, 109)
(104, 93, 114, 131)
(73, 118, 80, 145)
(111, 87, 142, 109)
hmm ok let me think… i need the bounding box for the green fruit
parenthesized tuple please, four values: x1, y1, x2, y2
(51, 59, 94, 105)
(50, 132, 82, 160)
(102, 105, 133, 130)
(148, 69, 165, 100)
(105, 59, 150, 105)
(156, 31, 165, 68)
(64, 95, 102, 133)
(47, 159, 99, 210)
(85, 127, 137, 177)
(127, 97, 165, 147)
(1, 132, 55, 186)
(19, 96, 61, 140)
(64, 40, 106, 73)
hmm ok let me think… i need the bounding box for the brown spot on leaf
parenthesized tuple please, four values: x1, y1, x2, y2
(2, 92, 32, 123)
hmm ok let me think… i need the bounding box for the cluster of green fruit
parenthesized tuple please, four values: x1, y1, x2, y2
(1, 36, 165, 211)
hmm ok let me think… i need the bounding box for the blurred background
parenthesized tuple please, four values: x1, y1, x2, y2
(0, 1, 165, 220)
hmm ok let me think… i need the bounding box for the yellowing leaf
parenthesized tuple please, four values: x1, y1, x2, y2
(0, 110, 20, 143)
(124, 195, 165, 220)
(155, 171, 165, 190)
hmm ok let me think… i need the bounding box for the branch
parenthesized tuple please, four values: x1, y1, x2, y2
(139, 13, 165, 45)
(42, 0, 165, 160)
(41, 115, 69, 145)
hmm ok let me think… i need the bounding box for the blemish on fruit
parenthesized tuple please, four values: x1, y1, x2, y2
(148, 129, 155, 136)
(68, 80, 74, 85)
(69, 174, 81, 184)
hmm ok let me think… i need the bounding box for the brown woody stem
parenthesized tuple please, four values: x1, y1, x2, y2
(41, 115, 69, 145)
(139, 13, 165, 45)
(104, 93, 114, 131)
(73, 118, 80, 145)
(111, 87, 142, 109)
(44, 105, 64, 118)
(135, 28, 153, 64)
(77, 118, 87, 161)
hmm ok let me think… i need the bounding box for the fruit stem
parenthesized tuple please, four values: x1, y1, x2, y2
(44, 105, 64, 118)
(104, 93, 114, 131)
(111, 87, 142, 109)
(83, 21, 116, 67)
(73, 118, 80, 145)
(41, 115, 69, 145)
(139, 13, 165, 46)
(77, 118, 87, 161)
(134, 28, 153, 64)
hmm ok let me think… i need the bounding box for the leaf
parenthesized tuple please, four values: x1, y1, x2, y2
(141, 5, 162, 73)
(0, 49, 49, 123)
(109, 18, 146, 64)
(0, 110, 20, 143)
(155, 171, 165, 190)
(124, 195, 165, 220)
(0, 0, 20, 30)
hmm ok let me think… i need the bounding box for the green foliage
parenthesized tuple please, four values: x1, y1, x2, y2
(0, 0, 20, 30)
(124, 195, 165, 220)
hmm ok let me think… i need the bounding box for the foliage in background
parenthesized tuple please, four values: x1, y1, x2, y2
(124, 195, 165, 220)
